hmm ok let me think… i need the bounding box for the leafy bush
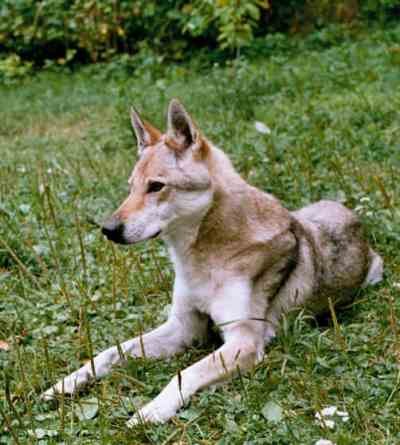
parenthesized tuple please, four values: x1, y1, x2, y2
(185, 0, 269, 52)
(0, 0, 191, 64)
(1, 0, 268, 65)
(360, 0, 400, 21)
(0, 54, 32, 84)
(0, 0, 398, 70)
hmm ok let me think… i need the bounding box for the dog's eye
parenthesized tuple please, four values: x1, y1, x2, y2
(147, 181, 165, 193)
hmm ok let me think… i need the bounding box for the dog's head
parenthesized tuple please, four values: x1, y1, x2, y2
(102, 99, 213, 244)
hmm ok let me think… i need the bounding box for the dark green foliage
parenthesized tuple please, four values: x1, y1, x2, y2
(0, 0, 189, 63)
(361, 0, 400, 21)
(1, 0, 399, 75)
(0, 0, 267, 67)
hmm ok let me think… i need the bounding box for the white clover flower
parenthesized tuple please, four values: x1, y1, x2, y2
(321, 406, 337, 417)
(315, 405, 349, 429)
(254, 121, 271, 135)
(315, 440, 336, 445)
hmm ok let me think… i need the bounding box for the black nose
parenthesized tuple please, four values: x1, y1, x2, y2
(101, 219, 126, 244)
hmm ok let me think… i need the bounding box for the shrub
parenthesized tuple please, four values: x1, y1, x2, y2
(0, 0, 191, 65)
(360, 0, 400, 21)
(184, 0, 269, 53)
(0, 54, 33, 84)
(0, 0, 398, 69)
(0, 0, 278, 66)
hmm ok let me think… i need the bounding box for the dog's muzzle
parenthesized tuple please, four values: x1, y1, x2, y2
(101, 218, 126, 244)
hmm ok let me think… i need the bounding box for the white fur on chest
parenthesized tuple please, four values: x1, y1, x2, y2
(172, 256, 218, 315)
(171, 250, 263, 331)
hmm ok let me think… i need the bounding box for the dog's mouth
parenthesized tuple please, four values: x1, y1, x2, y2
(102, 226, 161, 245)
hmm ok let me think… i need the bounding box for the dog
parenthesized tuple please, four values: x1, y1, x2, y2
(42, 99, 383, 425)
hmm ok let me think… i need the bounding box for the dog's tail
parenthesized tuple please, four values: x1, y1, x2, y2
(362, 248, 383, 288)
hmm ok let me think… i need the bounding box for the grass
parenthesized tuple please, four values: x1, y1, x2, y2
(1, 23, 400, 444)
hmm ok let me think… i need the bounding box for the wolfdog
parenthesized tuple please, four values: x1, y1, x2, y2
(43, 99, 383, 425)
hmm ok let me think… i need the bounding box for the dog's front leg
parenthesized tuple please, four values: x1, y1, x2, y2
(127, 322, 265, 426)
(42, 313, 204, 400)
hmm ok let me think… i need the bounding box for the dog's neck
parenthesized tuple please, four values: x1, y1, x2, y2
(163, 144, 284, 271)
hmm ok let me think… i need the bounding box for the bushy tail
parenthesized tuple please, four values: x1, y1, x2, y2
(362, 249, 383, 288)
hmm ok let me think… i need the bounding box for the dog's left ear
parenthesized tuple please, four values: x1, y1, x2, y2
(167, 99, 202, 152)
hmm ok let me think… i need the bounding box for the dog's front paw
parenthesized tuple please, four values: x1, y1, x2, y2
(40, 386, 58, 402)
(127, 377, 186, 427)
(126, 399, 179, 427)
(40, 382, 70, 402)
(40, 376, 80, 401)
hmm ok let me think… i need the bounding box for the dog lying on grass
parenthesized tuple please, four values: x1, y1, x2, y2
(42, 99, 383, 425)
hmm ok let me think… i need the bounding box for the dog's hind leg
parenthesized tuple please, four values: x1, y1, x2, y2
(41, 312, 206, 400)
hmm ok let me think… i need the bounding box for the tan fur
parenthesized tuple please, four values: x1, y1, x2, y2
(42, 99, 383, 426)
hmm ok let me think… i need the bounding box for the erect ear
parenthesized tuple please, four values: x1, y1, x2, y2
(167, 99, 201, 151)
(130, 107, 161, 154)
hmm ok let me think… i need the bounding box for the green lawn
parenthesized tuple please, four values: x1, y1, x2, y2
(0, 24, 399, 444)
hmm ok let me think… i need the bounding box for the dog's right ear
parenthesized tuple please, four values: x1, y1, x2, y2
(130, 108, 161, 155)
